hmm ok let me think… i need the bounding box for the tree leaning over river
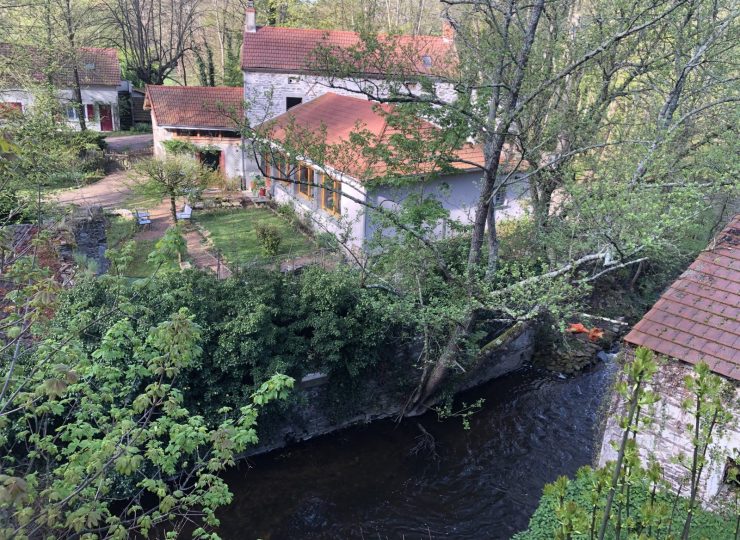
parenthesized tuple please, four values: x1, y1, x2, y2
(240, 0, 738, 412)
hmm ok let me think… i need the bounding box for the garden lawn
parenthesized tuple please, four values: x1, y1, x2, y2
(195, 208, 315, 264)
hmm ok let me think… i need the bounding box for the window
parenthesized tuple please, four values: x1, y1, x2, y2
(276, 155, 291, 187)
(494, 184, 507, 207)
(297, 165, 314, 199)
(320, 174, 342, 216)
(421, 55, 433, 68)
(65, 105, 79, 120)
(286, 97, 303, 110)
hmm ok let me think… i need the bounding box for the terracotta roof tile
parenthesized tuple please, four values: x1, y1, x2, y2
(261, 93, 524, 181)
(242, 26, 456, 77)
(144, 85, 243, 130)
(0, 44, 120, 87)
(625, 215, 740, 380)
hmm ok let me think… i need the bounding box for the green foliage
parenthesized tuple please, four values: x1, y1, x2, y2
(514, 466, 734, 540)
(163, 139, 198, 155)
(0, 283, 294, 538)
(52, 266, 408, 419)
(255, 223, 282, 256)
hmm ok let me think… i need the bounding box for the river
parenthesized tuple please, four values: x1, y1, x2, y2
(216, 361, 616, 539)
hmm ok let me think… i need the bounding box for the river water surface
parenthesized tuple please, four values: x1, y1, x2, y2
(217, 362, 616, 539)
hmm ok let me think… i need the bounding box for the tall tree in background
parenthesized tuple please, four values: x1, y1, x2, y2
(100, 0, 202, 85)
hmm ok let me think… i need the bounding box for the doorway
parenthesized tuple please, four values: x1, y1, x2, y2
(99, 104, 113, 131)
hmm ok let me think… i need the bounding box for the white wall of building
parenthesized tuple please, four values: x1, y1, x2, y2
(0, 85, 119, 131)
(244, 71, 456, 124)
(272, 167, 368, 253)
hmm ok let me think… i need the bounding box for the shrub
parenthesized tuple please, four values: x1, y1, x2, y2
(163, 139, 198, 155)
(132, 122, 153, 133)
(255, 223, 282, 256)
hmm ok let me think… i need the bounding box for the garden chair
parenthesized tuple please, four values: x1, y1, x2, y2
(176, 204, 193, 221)
(134, 209, 151, 228)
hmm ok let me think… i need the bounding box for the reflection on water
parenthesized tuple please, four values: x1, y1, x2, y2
(218, 362, 616, 539)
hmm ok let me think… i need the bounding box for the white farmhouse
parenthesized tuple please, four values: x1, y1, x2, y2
(259, 93, 527, 253)
(240, 1, 458, 125)
(0, 44, 122, 132)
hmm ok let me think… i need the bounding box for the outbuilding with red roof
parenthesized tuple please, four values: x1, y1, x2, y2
(598, 214, 740, 506)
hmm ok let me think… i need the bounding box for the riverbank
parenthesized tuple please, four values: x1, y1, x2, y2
(215, 361, 617, 539)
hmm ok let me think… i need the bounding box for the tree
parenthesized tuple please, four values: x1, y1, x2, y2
(281, 0, 738, 412)
(100, 0, 202, 85)
(135, 154, 212, 223)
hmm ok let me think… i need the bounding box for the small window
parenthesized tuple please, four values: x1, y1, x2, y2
(288, 77, 299, 84)
(494, 185, 507, 207)
(321, 174, 341, 216)
(65, 105, 79, 120)
(286, 97, 303, 110)
(84, 62, 96, 70)
(297, 165, 314, 199)
(421, 55, 433, 68)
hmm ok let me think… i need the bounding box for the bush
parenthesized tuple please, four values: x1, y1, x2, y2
(255, 223, 282, 256)
(132, 122, 153, 133)
(163, 139, 198, 155)
(513, 466, 735, 540)
(52, 268, 408, 420)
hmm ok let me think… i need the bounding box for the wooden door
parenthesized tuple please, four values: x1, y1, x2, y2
(99, 104, 113, 131)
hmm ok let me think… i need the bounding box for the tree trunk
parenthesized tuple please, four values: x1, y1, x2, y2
(170, 196, 178, 223)
(64, 0, 86, 131)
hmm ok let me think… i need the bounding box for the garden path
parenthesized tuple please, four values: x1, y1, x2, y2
(53, 170, 231, 278)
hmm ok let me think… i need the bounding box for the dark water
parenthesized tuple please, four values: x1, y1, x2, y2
(217, 362, 616, 540)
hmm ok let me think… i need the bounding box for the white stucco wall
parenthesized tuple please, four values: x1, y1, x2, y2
(367, 171, 530, 240)
(244, 71, 456, 124)
(0, 85, 119, 131)
(272, 164, 368, 254)
(599, 357, 740, 507)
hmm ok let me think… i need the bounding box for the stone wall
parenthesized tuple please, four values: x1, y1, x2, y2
(245, 323, 534, 457)
(598, 354, 740, 507)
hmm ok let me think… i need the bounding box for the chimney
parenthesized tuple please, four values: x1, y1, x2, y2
(442, 15, 455, 42)
(245, 0, 256, 33)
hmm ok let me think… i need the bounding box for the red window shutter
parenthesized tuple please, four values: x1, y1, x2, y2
(86, 104, 95, 119)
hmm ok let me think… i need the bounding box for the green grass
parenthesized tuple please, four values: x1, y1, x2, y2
(195, 208, 316, 264)
(105, 215, 159, 278)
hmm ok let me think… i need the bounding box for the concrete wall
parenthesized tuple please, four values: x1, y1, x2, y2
(243, 70, 456, 124)
(598, 357, 740, 507)
(0, 86, 119, 131)
(245, 323, 534, 457)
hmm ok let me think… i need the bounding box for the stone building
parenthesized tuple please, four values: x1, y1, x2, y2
(240, 1, 458, 125)
(599, 214, 740, 505)
(0, 44, 122, 132)
(144, 85, 246, 181)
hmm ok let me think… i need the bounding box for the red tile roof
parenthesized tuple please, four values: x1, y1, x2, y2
(261, 93, 521, 180)
(625, 214, 740, 380)
(144, 85, 243, 130)
(242, 26, 456, 77)
(0, 44, 120, 87)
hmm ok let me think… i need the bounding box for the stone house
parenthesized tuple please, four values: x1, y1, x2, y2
(144, 85, 245, 180)
(599, 214, 740, 505)
(240, 1, 457, 126)
(0, 44, 122, 132)
(259, 93, 528, 253)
